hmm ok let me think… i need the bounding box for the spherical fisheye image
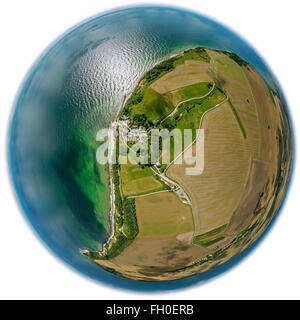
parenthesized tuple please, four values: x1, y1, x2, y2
(9, 6, 292, 286)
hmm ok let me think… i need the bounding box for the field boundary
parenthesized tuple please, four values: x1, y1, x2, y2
(228, 99, 247, 139)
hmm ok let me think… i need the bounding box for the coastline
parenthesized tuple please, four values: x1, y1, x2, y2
(85, 46, 252, 257)
(101, 93, 132, 252)
(88, 47, 216, 255)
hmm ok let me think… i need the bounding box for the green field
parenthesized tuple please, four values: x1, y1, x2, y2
(192, 224, 227, 247)
(94, 47, 234, 261)
(141, 47, 210, 85)
(120, 163, 167, 196)
(121, 47, 212, 127)
(165, 82, 213, 103)
(162, 88, 226, 139)
(127, 87, 173, 126)
(173, 47, 210, 66)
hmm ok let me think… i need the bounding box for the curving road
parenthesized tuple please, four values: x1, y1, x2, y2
(160, 83, 215, 125)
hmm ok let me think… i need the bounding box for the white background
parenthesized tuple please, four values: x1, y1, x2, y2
(0, 0, 299, 300)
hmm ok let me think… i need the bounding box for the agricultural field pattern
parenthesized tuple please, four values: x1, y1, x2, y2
(83, 47, 292, 281)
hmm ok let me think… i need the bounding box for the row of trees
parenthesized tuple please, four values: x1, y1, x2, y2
(101, 134, 139, 259)
(122, 87, 144, 116)
(224, 51, 248, 67)
(192, 47, 211, 62)
(132, 113, 154, 128)
(144, 57, 177, 84)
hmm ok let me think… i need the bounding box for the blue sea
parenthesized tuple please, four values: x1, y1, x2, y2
(9, 6, 290, 291)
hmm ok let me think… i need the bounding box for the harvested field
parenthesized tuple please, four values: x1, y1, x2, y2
(204, 235, 235, 251)
(91, 191, 210, 280)
(243, 66, 292, 226)
(167, 100, 252, 235)
(226, 158, 269, 235)
(193, 224, 227, 247)
(243, 66, 280, 172)
(93, 191, 208, 280)
(150, 60, 212, 94)
(176, 232, 194, 244)
(86, 48, 292, 281)
(209, 51, 260, 157)
(135, 192, 194, 237)
(95, 235, 208, 280)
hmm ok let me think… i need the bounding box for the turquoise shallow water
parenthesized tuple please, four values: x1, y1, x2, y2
(9, 6, 291, 290)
